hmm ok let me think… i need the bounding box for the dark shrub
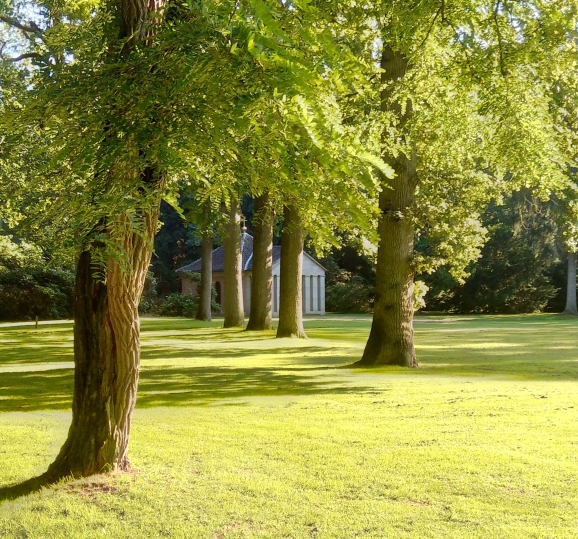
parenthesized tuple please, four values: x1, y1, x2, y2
(0, 268, 74, 321)
(325, 276, 374, 314)
(139, 271, 159, 314)
(155, 293, 199, 317)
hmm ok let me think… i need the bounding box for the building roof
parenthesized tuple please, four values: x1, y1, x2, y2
(177, 233, 283, 273)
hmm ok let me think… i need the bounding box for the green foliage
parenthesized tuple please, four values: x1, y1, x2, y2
(0, 267, 74, 320)
(152, 201, 202, 296)
(422, 190, 561, 314)
(152, 289, 222, 318)
(326, 276, 374, 314)
(139, 271, 159, 315)
(0, 235, 44, 270)
(0, 235, 74, 320)
(3, 0, 578, 317)
(155, 293, 199, 318)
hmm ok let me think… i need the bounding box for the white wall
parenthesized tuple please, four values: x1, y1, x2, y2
(271, 253, 325, 316)
(183, 253, 326, 317)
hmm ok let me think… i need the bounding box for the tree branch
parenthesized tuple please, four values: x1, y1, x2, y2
(0, 15, 45, 41)
(493, 0, 508, 77)
(415, 0, 444, 52)
(8, 52, 42, 62)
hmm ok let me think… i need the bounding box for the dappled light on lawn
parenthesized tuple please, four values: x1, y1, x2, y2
(0, 316, 577, 537)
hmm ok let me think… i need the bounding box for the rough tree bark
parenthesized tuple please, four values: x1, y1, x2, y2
(563, 251, 578, 315)
(196, 232, 213, 321)
(46, 195, 162, 479)
(276, 205, 307, 339)
(246, 192, 274, 331)
(223, 199, 244, 327)
(41, 0, 167, 481)
(355, 44, 418, 368)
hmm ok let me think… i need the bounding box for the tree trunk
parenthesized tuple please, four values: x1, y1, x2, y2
(46, 193, 162, 479)
(276, 205, 307, 338)
(223, 199, 244, 327)
(563, 251, 578, 315)
(355, 44, 418, 368)
(196, 232, 213, 321)
(42, 0, 167, 481)
(246, 193, 274, 331)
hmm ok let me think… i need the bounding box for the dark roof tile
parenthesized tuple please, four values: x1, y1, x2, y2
(178, 232, 262, 273)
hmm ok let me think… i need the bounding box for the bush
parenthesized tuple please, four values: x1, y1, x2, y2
(139, 271, 159, 314)
(155, 293, 199, 318)
(326, 276, 374, 314)
(0, 268, 75, 321)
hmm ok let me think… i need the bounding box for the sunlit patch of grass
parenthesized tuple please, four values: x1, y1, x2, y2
(0, 314, 577, 537)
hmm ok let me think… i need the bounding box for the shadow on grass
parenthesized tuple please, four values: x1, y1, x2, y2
(0, 370, 74, 412)
(0, 474, 53, 503)
(140, 344, 350, 363)
(2, 315, 578, 414)
(137, 364, 365, 407)
(0, 361, 368, 413)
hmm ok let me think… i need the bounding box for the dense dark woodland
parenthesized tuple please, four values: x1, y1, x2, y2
(153, 190, 570, 315)
(0, 189, 572, 320)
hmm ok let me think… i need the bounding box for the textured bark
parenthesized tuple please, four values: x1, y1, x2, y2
(223, 199, 244, 327)
(276, 205, 307, 339)
(120, 0, 164, 53)
(355, 44, 417, 368)
(41, 0, 167, 482)
(196, 232, 213, 321)
(246, 193, 274, 331)
(47, 191, 162, 479)
(0, 0, 166, 499)
(563, 252, 578, 315)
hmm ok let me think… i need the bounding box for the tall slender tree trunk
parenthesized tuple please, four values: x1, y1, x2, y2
(42, 0, 167, 480)
(47, 184, 163, 479)
(246, 192, 274, 330)
(223, 199, 244, 327)
(355, 44, 418, 368)
(276, 205, 307, 339)
(196, 232, 213, 321)
(563, 251, 578, 315)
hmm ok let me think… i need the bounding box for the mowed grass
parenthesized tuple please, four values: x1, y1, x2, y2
(0, 314, 577, 538)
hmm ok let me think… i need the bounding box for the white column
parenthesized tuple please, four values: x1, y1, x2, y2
(320, 275, 325, 315)
(273, 275, 278, 316)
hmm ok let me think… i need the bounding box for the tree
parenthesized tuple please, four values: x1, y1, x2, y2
(276, 205, 306, 338)
(0, 0, 267, 491)
(358, 44, 418, 366)
(246, 191, 274, 330)
(564, 252, 578, 315)
(222, 198, 245, 327)
(550, 70, 578, 316)
(313, 1, 574, 367)
(192, 201, 219, 322)
(197, 231, 214, 321)
(558, 185, 578, 316)
(42, 0, 168, 481)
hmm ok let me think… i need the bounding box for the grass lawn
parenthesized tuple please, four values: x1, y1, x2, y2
(0, 314, 577, 538)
